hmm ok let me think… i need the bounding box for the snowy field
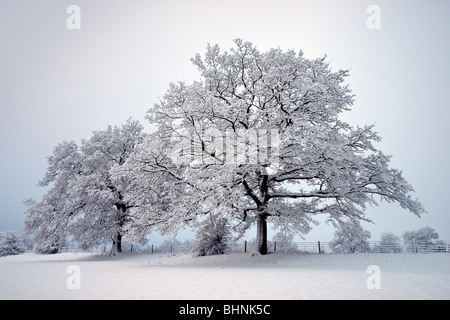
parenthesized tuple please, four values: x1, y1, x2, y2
(0, 252, 449, 300)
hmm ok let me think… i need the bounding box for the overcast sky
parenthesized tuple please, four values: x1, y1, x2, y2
(1, 0, 449, 242)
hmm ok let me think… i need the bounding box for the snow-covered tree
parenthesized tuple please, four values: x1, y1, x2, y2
(193, 215, 232, 257)
(403, 226, 439, 252)
(0, 230, 26, 257)
(23, 119, 144, 255)
(157, 239, 175, 253)
(330, 221, 371, 253)
(115, 40, 425, 255)
(23, 140, 80, 254)
(376, 232, 402, 253)
(272, 231, 296, 252)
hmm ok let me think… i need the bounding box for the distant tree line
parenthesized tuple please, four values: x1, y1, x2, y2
(329, 223, 446, 254)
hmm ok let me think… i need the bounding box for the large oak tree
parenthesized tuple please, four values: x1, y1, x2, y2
(115, 40, 425, 254)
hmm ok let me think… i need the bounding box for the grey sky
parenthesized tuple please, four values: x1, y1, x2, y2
(0, 0, 449, 241)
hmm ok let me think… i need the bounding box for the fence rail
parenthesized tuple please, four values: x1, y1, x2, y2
(125, 239, 449, 255)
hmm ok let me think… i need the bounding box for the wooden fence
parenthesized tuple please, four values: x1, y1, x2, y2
(136, 240, 449, 255)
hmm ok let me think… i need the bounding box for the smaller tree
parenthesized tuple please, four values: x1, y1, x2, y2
(330, 221, 371, 253)
(376, 232, 402, 253)
(193, 215, 232, 257)
(157, 239, 182, 254)
(272, 231, 296, 252)
(403, 226, 439, 253)
(23, 119, 144, 256)
(0, 230, 26, 257)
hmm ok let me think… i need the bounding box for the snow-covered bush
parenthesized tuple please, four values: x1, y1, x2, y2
(157, 239, 181, 254)
(373, 232, 402, 253)
(330, 221, 371, 253)
(153, 239, 193, 254)
(403, 226, 440, 253)
(0, 230, 26, 257)
(193, 216, 232, 257)
(272, 231, 296, 252)
(34, 243, 58, 254)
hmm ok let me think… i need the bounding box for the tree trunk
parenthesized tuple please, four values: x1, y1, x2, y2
(116, 233, 122, 253)
(108, 232, 122, 256)
(256, 214, 268, 255)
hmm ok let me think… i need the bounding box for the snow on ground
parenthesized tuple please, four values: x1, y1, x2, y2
(0, 251, 449, 300)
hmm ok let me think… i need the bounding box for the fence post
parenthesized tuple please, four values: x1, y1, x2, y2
(317, 241, 321, 254)
(274, 241, 277, 252)
(244, 240, 247, 253)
